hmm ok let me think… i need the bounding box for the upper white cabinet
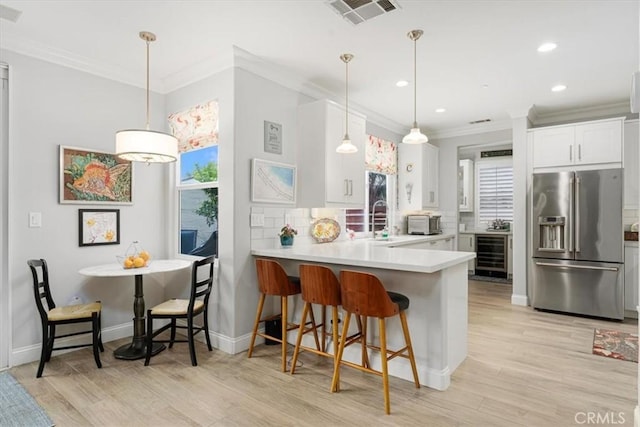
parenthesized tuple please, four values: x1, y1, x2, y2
(624, 120, 639, 209)
(398, 142, 439, 211)
(297, 99, 366, 208)
(531, 117, 623, 169)
(458, 159, 474, 212)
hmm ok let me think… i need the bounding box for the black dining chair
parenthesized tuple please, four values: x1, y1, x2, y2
(144, 256, 217, 366)
(27, 259, 104, 378)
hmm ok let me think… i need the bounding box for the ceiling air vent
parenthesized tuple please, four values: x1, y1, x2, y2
(469, 118, 492, 125)
(326, 0, 400, 25)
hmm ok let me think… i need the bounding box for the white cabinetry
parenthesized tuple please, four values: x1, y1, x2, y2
(458, 233, 475, 274)
(297, 99, 366, 208)
(531, 117, 623, 169)
(625, 243, 639, 316)
(393, 236, 453, 250)
(398, 142, 439, 210)
(458, 159, 474, 212)
(624, 120, 639, 209)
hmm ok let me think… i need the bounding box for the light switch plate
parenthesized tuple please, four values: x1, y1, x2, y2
(250, 213, 265, 227)
(29, 212, 42, 228)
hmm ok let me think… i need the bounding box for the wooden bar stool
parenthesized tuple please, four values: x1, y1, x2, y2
(248, 258, 318, 372)
(331, 270, 420, 415)
(289, 264, 367, 389)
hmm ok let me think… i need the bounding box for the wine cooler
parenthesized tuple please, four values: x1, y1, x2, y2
(475, 234, 508, 275)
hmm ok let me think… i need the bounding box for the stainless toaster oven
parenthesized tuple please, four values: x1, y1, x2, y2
(407, 215, 442, 235)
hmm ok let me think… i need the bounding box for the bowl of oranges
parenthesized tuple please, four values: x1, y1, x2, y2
(117, 241, 151, 269)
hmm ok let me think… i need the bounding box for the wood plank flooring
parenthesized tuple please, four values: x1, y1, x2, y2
(9, 280, 638, 426)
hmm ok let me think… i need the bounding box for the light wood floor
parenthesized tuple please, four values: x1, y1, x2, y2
(10, 280, 638, 426)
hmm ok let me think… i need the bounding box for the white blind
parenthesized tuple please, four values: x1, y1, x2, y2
(477, 162, 513, 224)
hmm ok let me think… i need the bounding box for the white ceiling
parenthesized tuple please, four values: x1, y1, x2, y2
(1, 0, 638, 136)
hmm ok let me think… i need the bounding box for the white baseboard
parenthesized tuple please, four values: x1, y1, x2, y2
(10, 322, 132, 367)
(511, 293, 529, 306)
(10, 320, 258, 368)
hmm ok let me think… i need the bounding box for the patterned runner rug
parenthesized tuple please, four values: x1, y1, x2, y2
(0, 371, 54, 426)
(592, 329, 638, 363)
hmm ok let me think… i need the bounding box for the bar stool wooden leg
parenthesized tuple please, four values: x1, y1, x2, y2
(321, 305, 327, 353)
(400, 310, 420, 388)
(379, 317, 390, 415)
(331, 305, 340, 392)
(281, 295, 288, 372)
(331, 311, 351, 393)
(247, 293, 266, 358)
(359, 315, 370, 368)
(290, 302, 310, 374)
(308, 308, 321, 352)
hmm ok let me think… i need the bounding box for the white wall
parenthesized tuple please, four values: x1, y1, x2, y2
(3, 50, 175, 364)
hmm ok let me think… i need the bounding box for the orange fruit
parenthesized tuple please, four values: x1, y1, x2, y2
(123, 258, 134, 269)
(133, 257, 145, 268)
(139, 250, 150, 261)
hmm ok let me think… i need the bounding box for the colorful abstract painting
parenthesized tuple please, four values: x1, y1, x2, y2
(60, 146, 133, 204)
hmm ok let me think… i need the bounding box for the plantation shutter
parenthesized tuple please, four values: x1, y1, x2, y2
(477, 162, 513, 224)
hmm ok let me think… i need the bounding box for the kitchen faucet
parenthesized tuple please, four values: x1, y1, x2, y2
(371, 199, 388, 239)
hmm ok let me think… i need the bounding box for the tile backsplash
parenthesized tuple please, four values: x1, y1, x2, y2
(624, 209, 639, 230)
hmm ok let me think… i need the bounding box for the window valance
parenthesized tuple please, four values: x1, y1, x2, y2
(168, 100, 219, 153)
(365, 135, 397, 175)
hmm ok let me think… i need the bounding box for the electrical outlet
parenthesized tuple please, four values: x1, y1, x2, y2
(250, 213, 265, 227)
(28, 212, 42, 228)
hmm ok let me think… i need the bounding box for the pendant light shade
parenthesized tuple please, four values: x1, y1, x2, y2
(116, 31, 178, 163)
(336, 53, 358, 154)
(402, 29, 428, 144)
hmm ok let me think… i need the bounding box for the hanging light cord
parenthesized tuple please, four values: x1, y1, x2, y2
(345, 56, 349, 137)
(412, 35, 417, 127)
(145, 37, 151, 131)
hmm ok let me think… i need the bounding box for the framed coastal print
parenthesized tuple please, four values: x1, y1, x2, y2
(60, 145, 133, 204)
(251, 158, 296, 204)
(78, 209, 120, 246)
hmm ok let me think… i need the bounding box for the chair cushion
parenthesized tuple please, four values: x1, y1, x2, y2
(150, 299, 204, 315)
(48, 302, 101, 321)
(387, 292, 410, 311)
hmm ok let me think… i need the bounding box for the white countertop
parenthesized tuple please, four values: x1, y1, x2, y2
(251, 234, 474, 274)
(459, 229, 512, 235)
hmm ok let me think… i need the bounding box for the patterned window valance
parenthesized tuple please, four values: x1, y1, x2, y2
(365, 135, 397, 175)
(168, 100, 219, 153)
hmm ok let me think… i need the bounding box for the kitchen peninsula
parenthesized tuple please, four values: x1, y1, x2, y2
(251, 237, 475, 390)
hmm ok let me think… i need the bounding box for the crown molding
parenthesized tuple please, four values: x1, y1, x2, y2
(428, 118, 513, 140)
(531, 101, 631, 126)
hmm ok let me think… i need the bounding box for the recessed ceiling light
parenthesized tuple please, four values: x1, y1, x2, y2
(396, 80, 409, 87)
(551, 84, 567, 92)
(482, 84, 489, 89)
(435, 108, 446, 113)
(538, 42, 557, 52)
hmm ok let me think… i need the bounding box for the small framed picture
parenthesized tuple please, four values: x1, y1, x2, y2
(78, 209, 120, 246)
(263, 121, 282, 154)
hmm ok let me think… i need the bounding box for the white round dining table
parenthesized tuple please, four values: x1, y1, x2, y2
(79, 259, 191, 360)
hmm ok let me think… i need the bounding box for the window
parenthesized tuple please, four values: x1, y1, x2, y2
(169, 100, 219, 257)
(345, 171, 388, 233)
(177, 146, 218, 256)
(476, 159, 513, 228)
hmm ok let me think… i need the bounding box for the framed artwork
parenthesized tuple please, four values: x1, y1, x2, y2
(263, 121, 282, 154)
(60, 145, 133, 204)
(251, 158, 296, 204)
(79, 209, 120, 246)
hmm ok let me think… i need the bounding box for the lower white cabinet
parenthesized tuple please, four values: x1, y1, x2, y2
(625, 244, 639, 315)
(458, 233, 475, 274)
(393, 236, 453, 250)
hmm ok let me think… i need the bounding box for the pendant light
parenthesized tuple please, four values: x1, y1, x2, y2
(402, 29, 429, 144)
(116, 31, 178, 163)
(336, 53, 358, 154)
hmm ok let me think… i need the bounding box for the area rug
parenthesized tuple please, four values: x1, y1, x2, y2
(0, 371, 54, 426)
(592, 329, 638, 363)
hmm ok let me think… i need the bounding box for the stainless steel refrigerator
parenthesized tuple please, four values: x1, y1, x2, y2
(531, 168, 624, 320)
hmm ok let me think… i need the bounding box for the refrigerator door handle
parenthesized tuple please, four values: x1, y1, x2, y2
(568, 177, 574, 253)
(535, 262, 619, 272)
(575, 177, 580, 253)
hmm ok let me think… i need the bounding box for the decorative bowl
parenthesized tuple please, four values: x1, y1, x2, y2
(117, 241, 151, 269)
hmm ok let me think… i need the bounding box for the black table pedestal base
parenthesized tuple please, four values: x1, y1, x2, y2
(114, 342, 165, 360)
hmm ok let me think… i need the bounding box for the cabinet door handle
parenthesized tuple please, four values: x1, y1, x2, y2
(430, 191, 434, 203)
(344, 179, 349, 196)
(464, 196, 467, 205)
(469, 236, 472, 246)
(578, 144, 582, 161)
(569, 146, 572, 161)
(348, 179, 353, 196)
